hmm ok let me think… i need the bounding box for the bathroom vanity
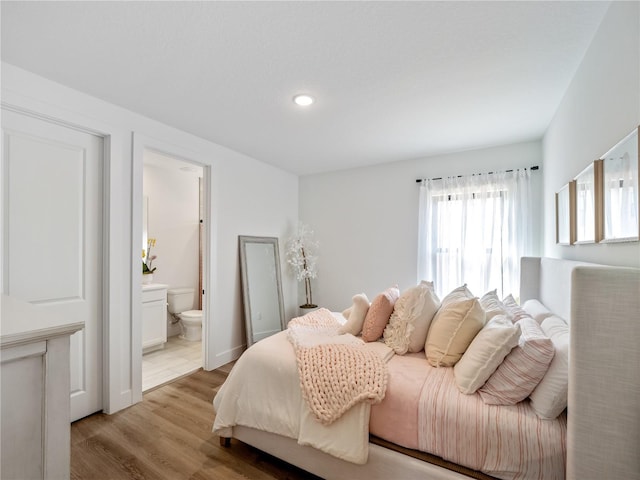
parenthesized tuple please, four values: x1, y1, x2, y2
(142, 284, 168, 353)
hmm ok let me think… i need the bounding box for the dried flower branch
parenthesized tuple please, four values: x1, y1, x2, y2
(286, 224, 319, 307)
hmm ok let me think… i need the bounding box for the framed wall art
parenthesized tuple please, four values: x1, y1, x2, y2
(556, 181, 576, 245)
(574, 161, 603, 243)
(600, 127, 639, 242)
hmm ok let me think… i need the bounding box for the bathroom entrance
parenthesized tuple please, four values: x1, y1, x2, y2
(141, 149, 206, 391)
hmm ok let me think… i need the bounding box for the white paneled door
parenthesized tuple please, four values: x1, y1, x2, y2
(2, 109, 103, 422)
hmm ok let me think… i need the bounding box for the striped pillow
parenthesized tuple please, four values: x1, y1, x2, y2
(478, 316, 555, 405)
(480, 290, 508, 321)
(502, 294, 531, 323)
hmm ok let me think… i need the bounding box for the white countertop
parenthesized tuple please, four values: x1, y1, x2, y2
(142, 283, 169, 291)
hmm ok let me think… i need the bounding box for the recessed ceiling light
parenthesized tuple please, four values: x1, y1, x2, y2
(293, 94, 315, 106)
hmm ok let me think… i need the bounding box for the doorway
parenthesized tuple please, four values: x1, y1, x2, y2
(141, 149, 206, 391)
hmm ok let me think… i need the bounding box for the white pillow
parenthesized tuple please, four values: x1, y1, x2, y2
(337, 293, 370, 335)
(383, 281, 441, 354)
(522, 299, 554, 324)
(454, 315, 520, 394)
(529, 315, 569, 419)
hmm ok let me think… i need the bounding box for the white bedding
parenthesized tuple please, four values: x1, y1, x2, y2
(213, 329, 393, 464)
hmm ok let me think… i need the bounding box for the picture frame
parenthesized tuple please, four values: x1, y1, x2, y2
(556, 181, 576, 245)
(600, 126, 639, 242)
(574, 161, 603, 243)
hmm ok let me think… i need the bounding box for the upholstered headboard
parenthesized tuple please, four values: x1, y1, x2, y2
(520, 257, 605, 323)
(520, 256, 640, 480)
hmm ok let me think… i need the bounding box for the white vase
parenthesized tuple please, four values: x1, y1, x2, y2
(142, 273, 153, 285)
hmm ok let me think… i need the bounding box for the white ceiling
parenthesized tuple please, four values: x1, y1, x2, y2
(1, 1, 610, 175)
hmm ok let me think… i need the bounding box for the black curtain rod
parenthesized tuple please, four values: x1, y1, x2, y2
(415, 165, 539, 183)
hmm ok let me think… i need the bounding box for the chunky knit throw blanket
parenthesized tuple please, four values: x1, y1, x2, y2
(287, 308, 389, 425)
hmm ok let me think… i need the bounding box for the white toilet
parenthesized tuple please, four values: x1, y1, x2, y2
(167, 287, 202, 342)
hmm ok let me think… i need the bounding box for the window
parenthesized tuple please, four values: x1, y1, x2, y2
(418, 169, 536, 299)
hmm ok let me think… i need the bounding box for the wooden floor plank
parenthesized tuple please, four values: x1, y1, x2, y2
(71, 365, 321, 480)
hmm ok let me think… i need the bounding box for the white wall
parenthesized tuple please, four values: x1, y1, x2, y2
(143, 162, 201, 337)
(143, 163, 200, 293)
(543, 1, 640, 267)
(1, 63, 299, 414)
(299, 140, 542, 310)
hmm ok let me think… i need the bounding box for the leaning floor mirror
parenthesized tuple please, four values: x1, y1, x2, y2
(238, 236, 286, 347)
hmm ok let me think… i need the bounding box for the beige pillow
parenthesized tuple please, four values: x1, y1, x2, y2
(337, 293, 370, 335)
(454, 315, 520, 394)
(425, 297, 486, 367)
(362, 286, 399, 342)
(440, 284, 474, 308)
(383, 281, 441, 354)
(529, 316, 569, 419)
(480, 289, 508, 321)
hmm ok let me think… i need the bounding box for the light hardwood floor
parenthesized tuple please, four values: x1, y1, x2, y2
(142, 335, 202, 391)
(71, 364, 321, 480)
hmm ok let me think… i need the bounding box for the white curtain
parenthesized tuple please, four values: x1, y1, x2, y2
(418, 168, 534, 299)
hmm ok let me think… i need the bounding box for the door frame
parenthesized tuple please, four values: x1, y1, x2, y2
(1, 102, 112, 414)
(131, 133, 213, 403)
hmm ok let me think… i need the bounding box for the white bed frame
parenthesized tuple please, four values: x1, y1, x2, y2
(227, 257, 640, 480)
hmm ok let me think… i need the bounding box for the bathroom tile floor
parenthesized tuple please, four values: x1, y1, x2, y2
(142, 335, 202, 392)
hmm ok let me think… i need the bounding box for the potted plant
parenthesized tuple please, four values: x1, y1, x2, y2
(286, 224, 319, 308)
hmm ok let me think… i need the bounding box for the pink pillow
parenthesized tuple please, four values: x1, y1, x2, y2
(478, 316, 555, 405)
(362, 286, 400, 342)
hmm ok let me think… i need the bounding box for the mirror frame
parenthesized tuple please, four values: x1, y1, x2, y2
(238, 235, 286, 347)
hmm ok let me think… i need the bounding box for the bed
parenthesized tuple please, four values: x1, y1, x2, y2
(213, 257, 640, 480)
